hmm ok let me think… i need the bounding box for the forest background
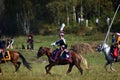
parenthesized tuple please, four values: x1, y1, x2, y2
(0, 0, 120, 36)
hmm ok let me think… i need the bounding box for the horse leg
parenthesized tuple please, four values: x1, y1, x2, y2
(104, 61, 110, 72)
(45, 64, 52, 74)
(45, 63, 55, 74)
(110, 63, 116, 71)
(11, 61, 19, 72)
(14, 63, 18, 72)
(45, 64, 49, 74)
(75, 61, 83, 75)
(0, 67, 2, 75)
(16, 62, 21, 71)
(66, 63, 74, 74)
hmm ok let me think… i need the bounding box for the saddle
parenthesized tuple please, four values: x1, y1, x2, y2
(51, 49, 72, 63)
(0, 51, 11, 61)
(60, 51, 72, 63)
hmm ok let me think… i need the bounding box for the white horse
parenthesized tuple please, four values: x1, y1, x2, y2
(96, 43, 120, 71)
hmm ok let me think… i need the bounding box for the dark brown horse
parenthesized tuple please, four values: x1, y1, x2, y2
(0, 50, 32, 75)
(37, 46, 89, 75)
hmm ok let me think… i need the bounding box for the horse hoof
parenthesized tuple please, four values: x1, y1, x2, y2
(0, 73, 3, 75)
(14, 72, 17, 75)
(46, 72, 51, 75)
(112, 70, 116, 72)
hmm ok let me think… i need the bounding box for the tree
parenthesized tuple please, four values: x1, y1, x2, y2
(2, 0, 35, 35)
(0, 0, 119, 36)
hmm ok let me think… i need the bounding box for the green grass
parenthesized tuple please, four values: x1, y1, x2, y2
(0, 34, 120, 80)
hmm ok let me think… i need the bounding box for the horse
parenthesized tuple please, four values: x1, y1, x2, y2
(96, 42, 120, 71)
(37, 46, 89, 75)
(0, 50, 32, 75)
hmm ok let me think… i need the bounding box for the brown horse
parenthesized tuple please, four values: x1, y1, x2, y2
(37, 46, 89, 75)
(0, 50, 32, 75)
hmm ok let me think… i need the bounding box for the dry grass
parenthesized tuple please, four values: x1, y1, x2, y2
(0, 53, 120, 80)
(0, 34, 120, 80)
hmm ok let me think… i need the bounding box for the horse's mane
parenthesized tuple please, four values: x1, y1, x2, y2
(40, 46, 53, 56)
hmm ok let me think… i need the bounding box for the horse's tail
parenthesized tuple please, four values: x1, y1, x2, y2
(18, 52, 32, 70)
(79, 54, 89, 70)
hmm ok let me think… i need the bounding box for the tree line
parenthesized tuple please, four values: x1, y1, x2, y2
(0, 0, 120, 36)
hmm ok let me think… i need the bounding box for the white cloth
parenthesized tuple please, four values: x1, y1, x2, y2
(60, 23, 65, 31)
(51, 42, 56, 46)
(116, 33, 120, 36)
(66, 54, 69, 58)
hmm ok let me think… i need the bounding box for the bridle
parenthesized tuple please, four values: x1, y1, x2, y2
(98, 43, 109, 52)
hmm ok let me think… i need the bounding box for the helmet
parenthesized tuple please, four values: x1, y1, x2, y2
(59, 31, 64, 36)
(60, 33, 64, 36)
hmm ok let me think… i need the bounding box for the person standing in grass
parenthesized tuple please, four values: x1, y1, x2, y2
(27, 33, 34, 50)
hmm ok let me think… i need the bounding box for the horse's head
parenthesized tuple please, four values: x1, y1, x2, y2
(37, 47, 45, 58)
(96, 43, 109, 52)
(37, 46, 53, 59)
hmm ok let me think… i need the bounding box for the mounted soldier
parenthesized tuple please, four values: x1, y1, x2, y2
(0, 39, 7, 59)
(116, 32, 120, 45)
(110, 32, 120, 61)
(50, 23, 71, 62)
(7, 37, 14, 49)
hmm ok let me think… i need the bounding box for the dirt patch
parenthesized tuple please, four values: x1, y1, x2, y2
(70, 42, 98, 54)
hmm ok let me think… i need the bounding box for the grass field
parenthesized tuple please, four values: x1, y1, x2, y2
(0, 34, 120, 80)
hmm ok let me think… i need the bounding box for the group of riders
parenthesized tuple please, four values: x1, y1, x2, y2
(110, 32, 120, 61)
(51, 30, 120, 62)
(0, 25, 120, 63)
(0, 23, 70, 62)
(0, 34, 34, 60)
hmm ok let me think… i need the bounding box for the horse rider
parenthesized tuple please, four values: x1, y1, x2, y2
(51, 32, 70, 62)
(9, 37, 14, 49)
(110, 34, 116, 54)
(0, 39, 6, 59)
(116, 32, 120, 45)
(111, 34, 116, 45)
(7, 37, 14, 49)
(116, 32, 120, 54)
(111, 32, 120, 61)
